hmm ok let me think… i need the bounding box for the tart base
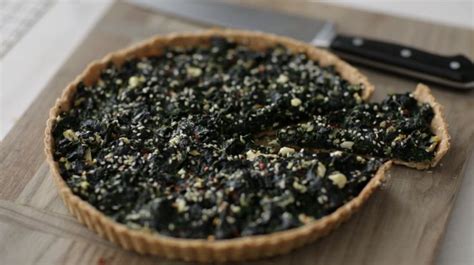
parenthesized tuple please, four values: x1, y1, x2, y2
(44, 30, 444, 262)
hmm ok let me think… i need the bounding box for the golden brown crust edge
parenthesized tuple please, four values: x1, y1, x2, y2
(44, 29, 382, 262)
(393, 84, 450, 169)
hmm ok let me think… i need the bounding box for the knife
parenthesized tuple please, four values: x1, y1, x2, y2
(128, 0, 474, 90)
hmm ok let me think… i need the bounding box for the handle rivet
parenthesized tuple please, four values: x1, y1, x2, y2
(352, 38, 364, 46)
(400, 49, 412, 58)
(450, 61, 461, 70)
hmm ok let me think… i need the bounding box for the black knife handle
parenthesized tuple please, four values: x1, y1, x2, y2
(330, 34, 474, 89)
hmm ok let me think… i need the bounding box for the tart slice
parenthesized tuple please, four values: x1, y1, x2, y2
(275, 84, 450, 169)
(44, 29, 448, 262)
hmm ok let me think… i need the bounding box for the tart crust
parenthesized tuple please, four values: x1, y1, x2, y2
(44, 29, 442, 262)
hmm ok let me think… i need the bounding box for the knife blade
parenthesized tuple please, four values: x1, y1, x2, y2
(128, 0, 474, 90)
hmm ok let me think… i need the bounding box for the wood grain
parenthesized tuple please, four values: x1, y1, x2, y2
(0, 1, 473, 264)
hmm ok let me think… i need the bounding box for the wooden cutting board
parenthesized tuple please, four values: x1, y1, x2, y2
(1, 1, 473, 264)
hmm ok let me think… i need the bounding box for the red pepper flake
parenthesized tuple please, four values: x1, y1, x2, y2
(97, 257, 107, 265)
(193, 131, 200, 141)
(140, 148, 150, 155)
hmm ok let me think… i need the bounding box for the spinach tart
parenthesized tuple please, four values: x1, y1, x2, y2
(44, 30, 449, 262)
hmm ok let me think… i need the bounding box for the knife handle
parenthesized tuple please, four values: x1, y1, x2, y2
(329, 34, 474, 89)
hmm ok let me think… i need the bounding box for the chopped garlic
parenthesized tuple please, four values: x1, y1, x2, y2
(193, 178, 204, 188)
(79, 181, 89, 190)
(63, 129, 78, 141)
(246, 150, 277, 160)
(186, 66, 202, 77)
(340, 141, 354, 149)
(84, 148, 92, 163)
(174, 198, 188, 213)
(246, 150, 261, 160)
(290, 98, 302, 107)
(276, 74, 289, 83)
(278, 147, 295, 157)
(298, 213, 314, 224)
(328, 172, 347, 189)
(426, 136, 440, 152)
(189, 150, 201, 156)
(230, 204, 241, 213)
(300, 122, 314, 132)
(128, 75, 144, 88)
(353, 93, 362, 104)
(317, 162, 326, 177)
(169, 135, 181, 146)
(292, 181, 307, 193)
(177, 168, 186, 176)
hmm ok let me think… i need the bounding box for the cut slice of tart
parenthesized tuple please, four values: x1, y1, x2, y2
(398, 84, 450, 169)
(275, 84, 450, 169)
(44, 29, 447, 262)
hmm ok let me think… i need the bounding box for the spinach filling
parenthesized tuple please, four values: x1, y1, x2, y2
(276, 93, 439, 162)
(52, 37, 436, 239)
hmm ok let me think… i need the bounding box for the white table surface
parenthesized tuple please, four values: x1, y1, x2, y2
(0, 1, 472, 264)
